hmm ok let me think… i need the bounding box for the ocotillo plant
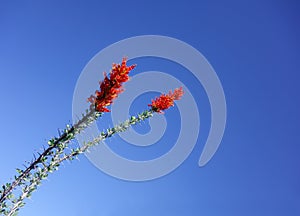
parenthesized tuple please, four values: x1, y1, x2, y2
(0, 58, 184, 216)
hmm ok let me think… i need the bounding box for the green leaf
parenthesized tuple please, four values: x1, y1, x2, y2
(7, 193, 14, 200)
(16, 168, 23, 174)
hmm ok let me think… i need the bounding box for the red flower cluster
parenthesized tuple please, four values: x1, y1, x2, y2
(88, 58, 136, 112)
(149, 87, 184, 113)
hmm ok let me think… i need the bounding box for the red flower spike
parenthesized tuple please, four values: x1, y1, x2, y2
(87, 58, 136, 112)
(149, 87, 184, 113)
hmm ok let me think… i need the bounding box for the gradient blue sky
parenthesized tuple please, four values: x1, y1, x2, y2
(0, 1, 299, 215)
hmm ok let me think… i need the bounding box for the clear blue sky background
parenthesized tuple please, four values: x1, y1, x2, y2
(0, 1, 299, 215)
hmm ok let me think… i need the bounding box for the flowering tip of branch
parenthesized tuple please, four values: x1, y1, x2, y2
(149, 87, 184, 113)
(87, 57, 136, 112)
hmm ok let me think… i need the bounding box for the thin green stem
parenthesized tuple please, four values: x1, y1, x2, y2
(4, 109, 155, 216)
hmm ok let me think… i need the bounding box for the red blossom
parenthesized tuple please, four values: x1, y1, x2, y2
(87, 58, 136, 112)
(149, 87, 184, 113)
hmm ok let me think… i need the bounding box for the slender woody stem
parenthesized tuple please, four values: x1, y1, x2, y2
(3, 109, 154, 216)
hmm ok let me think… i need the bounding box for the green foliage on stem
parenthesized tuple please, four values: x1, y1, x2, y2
(0, 109, 155, 215)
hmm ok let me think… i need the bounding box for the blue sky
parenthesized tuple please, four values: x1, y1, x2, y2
(0, 1, 299, 215)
